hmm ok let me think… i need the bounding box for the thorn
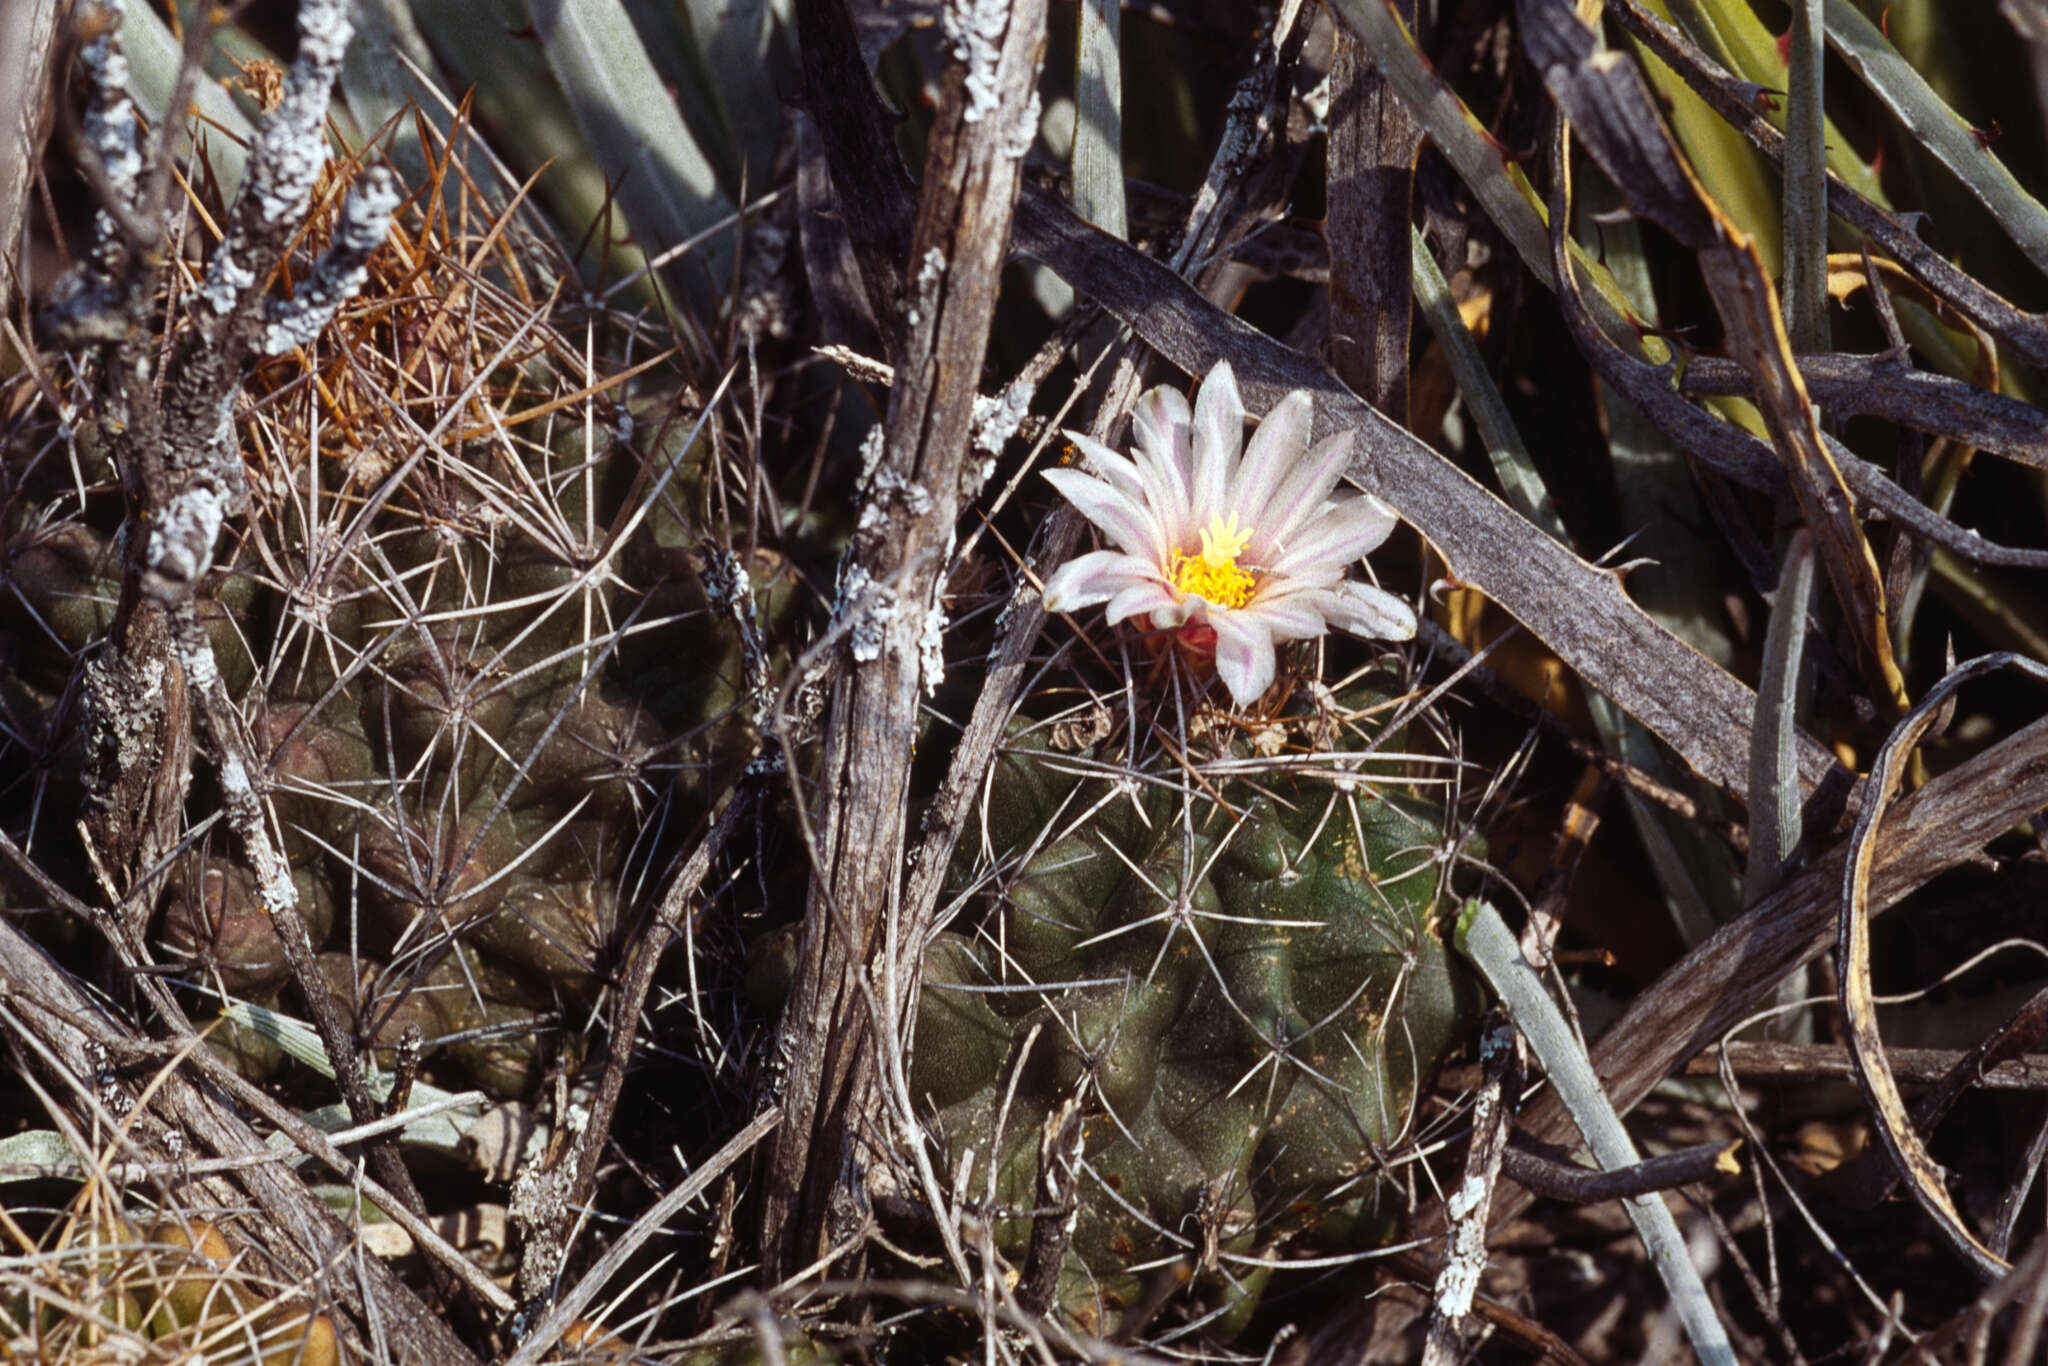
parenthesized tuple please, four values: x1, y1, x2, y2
(1733, 80, 1784, 114)
(1428, 574, 1468, 603)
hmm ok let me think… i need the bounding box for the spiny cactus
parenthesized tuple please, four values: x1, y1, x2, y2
(0, 96, 788, 1102)
(0, 1211, 339, 1366)
(915, 679, 1479, 1331)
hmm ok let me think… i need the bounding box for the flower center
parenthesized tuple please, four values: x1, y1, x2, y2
(1171, 511, 1257, 609)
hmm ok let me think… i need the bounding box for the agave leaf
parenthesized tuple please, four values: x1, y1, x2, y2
(409, 0, 657, 295)
(677, 0, 793, 195)
(528, 0, 738, 314)
(1628, 0, 1984, 382)
(1327, 0, 1666, 366)
(339, 0, 452, 185)
(1071, 0, 1126, 239)
(1657, 0, 1887, 205)
(1824, 0, 2048, 276)
(219, 997, 484, 1154)
(122, 0, 254, 191)
(1629, 4, 1784, 281)
(0, 1129, 82, 1183)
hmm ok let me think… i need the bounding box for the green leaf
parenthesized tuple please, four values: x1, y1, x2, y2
(528, 0, 738, 315)
(1824, 0, 2048, 277)
(1458, 901, 1737, 1366)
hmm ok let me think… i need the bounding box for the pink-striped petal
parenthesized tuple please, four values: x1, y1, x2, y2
(1126, 428, 1191, 536)
(1105, 579, 1181, 625)
(1189, 361, 1243, 531)
(1238, 590, 1336, 642)
(1065, 431, 1147, 505)
(1322, 580, 1417, 641)
(1209, 608, 1277, 707)
(1131, 385, 1193, 519)
(1255, 430, 1354, 560)
(1146, 594, 1198, 631)
(1271, 493, 1399, 578)
(1044, 466, 1167, 564)
(1229, 389, 1312, 525)
(1042, 549, 1162, 612)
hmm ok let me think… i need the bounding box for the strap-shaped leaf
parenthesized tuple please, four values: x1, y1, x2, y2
(1520, 0, 1906, 709)
(528, 0, 736, 314)
(1826, 0, 2048, 278)
(1458, 902, 1738, 1366)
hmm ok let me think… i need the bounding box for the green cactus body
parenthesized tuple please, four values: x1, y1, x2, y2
(918, 694, 1476, 1329)
(0, 121, 816, 1119)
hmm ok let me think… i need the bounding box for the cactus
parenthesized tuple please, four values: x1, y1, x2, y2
(916, 681, 1478, 1330)
(0, 114, 783, 1102)
(0, 1212, 339, 1366)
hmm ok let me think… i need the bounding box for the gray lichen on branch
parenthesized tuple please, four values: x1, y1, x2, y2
(46, 0, 451, 1273)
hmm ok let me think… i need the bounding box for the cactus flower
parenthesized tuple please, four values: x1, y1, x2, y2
(1042, 361, 1416, 706)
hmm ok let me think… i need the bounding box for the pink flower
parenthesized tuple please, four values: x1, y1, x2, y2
(1042, 361, 1416, 708)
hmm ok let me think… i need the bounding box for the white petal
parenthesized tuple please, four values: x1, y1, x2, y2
(1238, 590, 1334, 642)
(1065, 431, 1147, 505)
(1147, 594, 1198, 630)
(1256, 430, 1354, 560)
(1210, 609, 1277, 707)
(1271, 493, 1400, 578)
(1045, 467, 1167, 564)
(1043, 549, 1160, 612)
(1229, 390, 1313, 527)
(1105, 579, 1181, 625)
(1190, 361, 1243, 531)
(1323, 580, 1417, 641)
(1132, 385, 1194, 519)
(1127, 430, 1191, 539)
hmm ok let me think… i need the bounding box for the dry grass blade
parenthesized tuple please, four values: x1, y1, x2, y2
(1837, 652, 2048, 1283)
(1682, 1040, 2048, 1091)
(0, 912, 479, 1362)
(1830, 984, 2048, 1222)
(502, 1106, 783, 1366)
(1679, 351, 2048, 468)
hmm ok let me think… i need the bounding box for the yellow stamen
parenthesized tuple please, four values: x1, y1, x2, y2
(1172, 512, 1257, 608)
